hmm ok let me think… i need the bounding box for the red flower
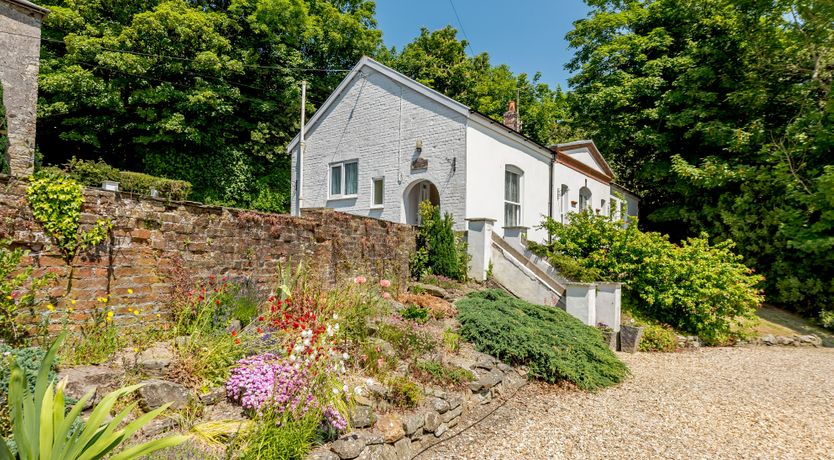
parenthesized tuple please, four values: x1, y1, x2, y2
(215, 299, 221, 305)
(258, 316, 264, 322)
(231, 330, 237, 337)
(234, 338, 240, 345)
(257, 327, 263, 333)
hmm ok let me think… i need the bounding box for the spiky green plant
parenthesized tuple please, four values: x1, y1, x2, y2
(0, 333, 187, 459)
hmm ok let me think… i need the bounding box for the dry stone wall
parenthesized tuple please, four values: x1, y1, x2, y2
(0, 176, 416, 332)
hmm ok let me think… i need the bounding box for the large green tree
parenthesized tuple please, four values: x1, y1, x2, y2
(567, 0, 834, 319)
(384, 26, 581, 146)
(36, 0, 382, 209)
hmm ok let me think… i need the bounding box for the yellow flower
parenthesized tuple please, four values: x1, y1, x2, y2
(107, 311, 114, 318)
(70, 299, 77, 305)
(68, 307, 74, 313)
(46, 304, 54, 311)
(102, 297, 109, 303)
(127, 288, 134, 294)
(6, 295, 12, 301)
(133, 347, 139, 353)
(133, 310, 139, 316)
(156, 313, 161, 318)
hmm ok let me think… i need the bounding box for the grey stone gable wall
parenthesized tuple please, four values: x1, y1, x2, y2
(0, 0, 45, 177)
(291, 67, 468, 229)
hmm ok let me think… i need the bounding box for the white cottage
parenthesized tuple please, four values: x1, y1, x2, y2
(288, 56, 637, 245)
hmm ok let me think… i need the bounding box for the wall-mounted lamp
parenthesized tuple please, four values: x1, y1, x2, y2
(415, 139, 423, 151)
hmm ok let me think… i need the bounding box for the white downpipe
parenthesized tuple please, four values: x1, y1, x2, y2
(296, 80, 307, 217)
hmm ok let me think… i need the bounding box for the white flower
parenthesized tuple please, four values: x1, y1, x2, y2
(333, 313, 339, 320)
(332, 387, 340, 394)
(354, 386, 362, 395)
(334, 323, 340, 331)
(343, 384, 349, 393)
(303, 339, 311, 347)
(290, 354, 296, 362)
(342, 352, 349, 360)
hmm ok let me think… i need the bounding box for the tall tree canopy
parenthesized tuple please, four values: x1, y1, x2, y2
(37, 0, 382, 209)
(567, 0, 834, 318)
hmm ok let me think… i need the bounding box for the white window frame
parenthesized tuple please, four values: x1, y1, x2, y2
(329, 160, 358, 199)
(504, 166, 523, 227)
(578, 186, 592, 211)
(371, 176, 384, 209)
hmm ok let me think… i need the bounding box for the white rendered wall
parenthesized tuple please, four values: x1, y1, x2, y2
(291, 69, 468, 229)
(552, 163, 611, 223)
(465, 122, 552, 243)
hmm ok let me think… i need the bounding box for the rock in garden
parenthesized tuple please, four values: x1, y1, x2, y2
(799, 335, 822, 347)
(136, 343, 175, 376)
(402, 412, 424, 436)
(358, 430, 384, 445)
(393, 438, 411, 459)
(423, 411, 441, 433)
(411, 283, 451, 300)
(357, 445, 385, 460)
(351, 405, 377, 429)
(375, 414, 404, 443)
(760, 334, 777, 346)
(58, 365, 122, 409)
(441, 406, 462, 424)
(434, 423, 448, 437)
(445, 395, 462, 410)
(137, 379, 190, 411)
(428, 397, 450, 414)
(379, 444, 397, 460)
(199, 387, 226, 405)
(331, 434, 366, 460)
(470, 368, 503, 392)
(138, 418, 176, 437)
(620, 325, 644, 353)
(308, 448, 340, 460)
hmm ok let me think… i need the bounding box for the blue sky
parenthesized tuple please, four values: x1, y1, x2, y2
(375, 0, 592, 90)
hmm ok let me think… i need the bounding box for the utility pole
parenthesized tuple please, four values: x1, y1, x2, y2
(295, 80, 307, 216)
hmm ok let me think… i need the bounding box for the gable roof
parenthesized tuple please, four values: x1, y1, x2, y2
(2, 0, 50, 16)
(551, 140, 615, 183)
(286, 57, 615, 181)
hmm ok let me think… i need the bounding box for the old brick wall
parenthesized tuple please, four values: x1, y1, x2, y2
(0, 176, 416, 331)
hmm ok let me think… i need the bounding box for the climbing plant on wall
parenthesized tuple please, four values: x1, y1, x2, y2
(26, 170, 112, 263)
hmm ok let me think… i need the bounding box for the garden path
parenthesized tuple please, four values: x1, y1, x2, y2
(420, 346, 834, 459)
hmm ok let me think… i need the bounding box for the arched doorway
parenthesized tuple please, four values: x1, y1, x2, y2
(403, 179, 440, 225)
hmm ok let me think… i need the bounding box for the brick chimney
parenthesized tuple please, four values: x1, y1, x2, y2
(503, 100, 519, 132)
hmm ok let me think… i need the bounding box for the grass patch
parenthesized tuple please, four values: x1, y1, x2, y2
(385, 376, 422, 409)
(413, 360, 475, 388)
(457, 289, 628, 391)
(755, 305, 834, 347)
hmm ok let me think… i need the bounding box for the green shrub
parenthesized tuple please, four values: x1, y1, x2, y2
(532, 211, 764, 345)
(638, 324, 678, 352)
(415, 201, 468, 281)
(400, 305, 429, 323)
(442, 328, 460, 353)
(821, 310, 834, 331)
(0, 240, 54, 346)
(0, 345, 53, 437)
(377, 323, 436, 359)
(385, 376, 422, 409)
(2, 333, 187, 459)
(242, 410, 318, 460)
(414, 360, 475, 387)
(60, 157, 192, 200)
(457, 289, 628, 391)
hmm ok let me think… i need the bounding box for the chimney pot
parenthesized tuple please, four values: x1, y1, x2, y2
(503, 100, 519, 132)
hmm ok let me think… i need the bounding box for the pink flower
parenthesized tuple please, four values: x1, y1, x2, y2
(354, 276, 367, 285)
(382, 292, 391, 299)
(379, 279, 391, 288)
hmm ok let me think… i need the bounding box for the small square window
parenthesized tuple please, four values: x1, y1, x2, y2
(372, 177, 384, 207)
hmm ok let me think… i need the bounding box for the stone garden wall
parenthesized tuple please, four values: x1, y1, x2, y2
(0, 176, 416, 332)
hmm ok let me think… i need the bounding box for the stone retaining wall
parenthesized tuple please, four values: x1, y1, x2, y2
(309, 354, 527, 460)
(0, 176, 416, 332)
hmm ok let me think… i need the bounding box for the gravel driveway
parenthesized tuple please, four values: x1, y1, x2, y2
(419, 347, 834, 459)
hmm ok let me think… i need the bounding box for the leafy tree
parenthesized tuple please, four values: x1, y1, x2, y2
(566, 0, 834, 321)
(36, 0, 382, 209)
(385, 26, 582, 146)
